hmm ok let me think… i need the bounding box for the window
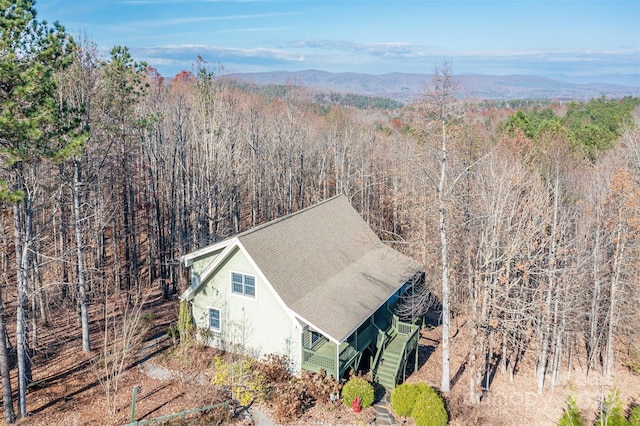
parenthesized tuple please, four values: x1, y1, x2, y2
(231, 272, 255, 298)
(311, 331, 322, 346)
(209, 308, 221, 332)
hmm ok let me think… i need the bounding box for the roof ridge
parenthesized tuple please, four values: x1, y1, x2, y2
(235, 193, 346, 239)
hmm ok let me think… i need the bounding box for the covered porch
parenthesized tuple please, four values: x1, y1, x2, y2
(301, 318, 379, 379)
(301, 307, 419, 380)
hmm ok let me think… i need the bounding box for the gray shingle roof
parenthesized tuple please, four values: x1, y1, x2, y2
(236, 194, 421, 342)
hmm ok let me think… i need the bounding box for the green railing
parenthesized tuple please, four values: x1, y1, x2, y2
(392, 314, 419, 336)
(372, 314, 421, 387)
(399, 325, 420, 382)
(371, 323, 395, 373)
(302, 320, 382, 379)
(302, 346, 337, 378)
(338, 344, 359, 376)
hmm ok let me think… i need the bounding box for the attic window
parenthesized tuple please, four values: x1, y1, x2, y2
(231, 272, 256, 298)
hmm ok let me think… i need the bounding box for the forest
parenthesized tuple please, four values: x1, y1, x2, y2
(1, 1, 639, 424)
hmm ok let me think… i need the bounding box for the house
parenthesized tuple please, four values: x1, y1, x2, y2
(180, 194, 422, 389)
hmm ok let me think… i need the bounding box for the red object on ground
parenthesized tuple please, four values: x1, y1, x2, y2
(352, 396, 361, 413)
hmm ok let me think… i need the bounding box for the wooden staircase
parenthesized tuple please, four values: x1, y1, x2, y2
(375, 333, 409, 390)
(372, 315, 420, 390)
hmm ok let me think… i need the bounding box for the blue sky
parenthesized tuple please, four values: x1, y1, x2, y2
(37, 0, 640, 85)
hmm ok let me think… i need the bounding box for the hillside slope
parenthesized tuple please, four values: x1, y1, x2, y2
(226, 70, 640, 101)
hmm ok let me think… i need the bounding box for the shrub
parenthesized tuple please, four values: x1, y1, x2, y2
(341, 375, 375, 409)
(271, 381, 306, 423)
(410, 386, 448, 426)
(595, 389, 628, 426)
(211, 356, 265, 406)
(256, 354, 291, 384)
(391, 383, 421, 417)
(268, 370, 341, 422)
(629, 406, 640, 426)
(391, 383, 432, 418)
(298, 369, 341, 404)
(558, 394, 584, 426)
(177, 299, 194, 346)
(623, 348, 640, 376)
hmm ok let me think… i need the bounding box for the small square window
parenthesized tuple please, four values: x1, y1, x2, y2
(209, 308, 221, 332)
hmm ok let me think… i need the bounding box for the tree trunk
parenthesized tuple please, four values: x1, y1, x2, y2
(14, 198, 32, 417)
(73, 158, 91, 352)
(0, 288, 16, 423)
(438, 113, 451, 393)
(606, 207, 625, 377)
(537, 171, 559, 395)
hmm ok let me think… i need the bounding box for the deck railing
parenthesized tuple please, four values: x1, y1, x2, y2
(302, 344, 337, 378)
(302, 313, 419, 381)
(393, 314, 419, 335)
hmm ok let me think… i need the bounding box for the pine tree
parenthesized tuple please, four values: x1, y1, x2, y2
(0, 0, 84, 418)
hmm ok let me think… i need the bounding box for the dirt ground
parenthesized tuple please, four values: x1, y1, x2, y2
(2, 291, 639, 425)
(407, 323, 640, 426)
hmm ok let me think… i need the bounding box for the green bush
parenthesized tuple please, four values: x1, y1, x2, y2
(629, 406, 640, 426)
(341, 376, 375, 409)
(595, 389, 629, 426)
(558, 394, 584, 426)
(390, 382, 430, 417)
(410, 386, 448, 426)
(391, 383, 420, 417)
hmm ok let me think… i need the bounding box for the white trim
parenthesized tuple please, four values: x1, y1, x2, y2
(208, 307, 222, 333)
(181, 238, 239, 301)
(295, 316, 341, 344)
(182, 238, 343, 344)
(181, 238, 232, 267)
(229, 270, 257, 300)
(234, 241, 301, 326)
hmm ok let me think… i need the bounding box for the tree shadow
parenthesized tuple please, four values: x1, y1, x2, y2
(30, 375, 102, 415)
(451, 359, 466, 388)
(405, 338, 438, 377)
(481, 353, 501, 395)
(136, 385, 183, 420)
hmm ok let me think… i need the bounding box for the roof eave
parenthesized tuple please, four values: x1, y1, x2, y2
(180, 238, 240, 300)
(180, 238, 234, 267)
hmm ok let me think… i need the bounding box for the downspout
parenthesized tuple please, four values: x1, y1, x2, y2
(336, 344, 340, 379)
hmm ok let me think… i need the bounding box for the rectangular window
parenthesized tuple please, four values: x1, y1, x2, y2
(231, 272, 256, 298)
(209, 308, 221, 332)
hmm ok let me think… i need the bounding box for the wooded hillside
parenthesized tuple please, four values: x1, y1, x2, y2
(1, 2, 639, 423)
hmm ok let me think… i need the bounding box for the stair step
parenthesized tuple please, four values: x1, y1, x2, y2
(377, 367, 395, 376)
(378, 380, 396, 390)
(372, 330, 412, 391)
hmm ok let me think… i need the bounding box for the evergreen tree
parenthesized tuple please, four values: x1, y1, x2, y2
(0, 0, 84, 419)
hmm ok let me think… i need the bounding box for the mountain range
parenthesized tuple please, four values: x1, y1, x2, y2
(226, 70, 640, 102)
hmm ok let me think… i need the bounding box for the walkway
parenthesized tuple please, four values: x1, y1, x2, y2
(373, 391, 397, 425)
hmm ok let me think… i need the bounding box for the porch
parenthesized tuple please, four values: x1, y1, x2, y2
(301, 310, 420, 385)
(301, 318, 378, 379)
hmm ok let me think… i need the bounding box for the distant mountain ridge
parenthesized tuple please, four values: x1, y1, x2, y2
(226, 70, 640, 102)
